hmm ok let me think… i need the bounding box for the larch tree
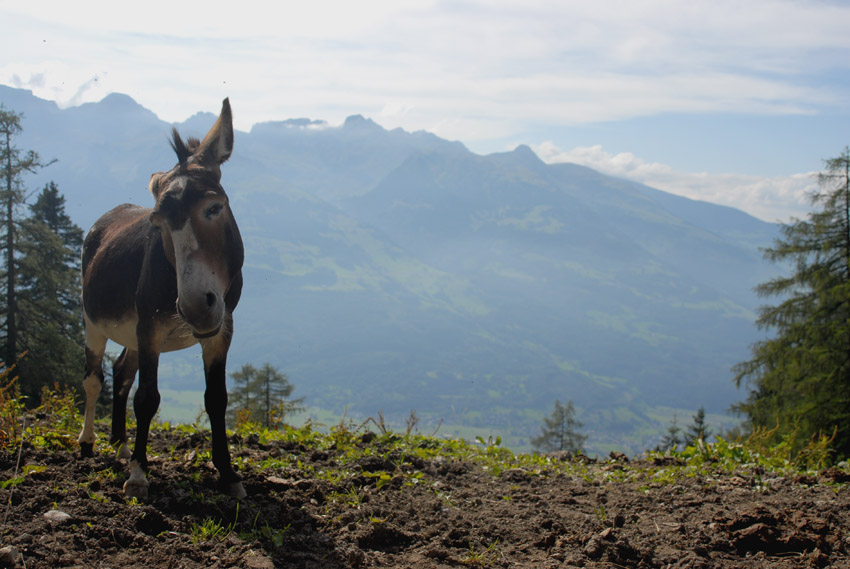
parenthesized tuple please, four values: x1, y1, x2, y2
(227, 363, 304, 428)
(0, 105, 43, 368)
(733, 147, 850, 457)
(683, 406, 712, 447)
(656, 414, 683, 452)
(531, 399, 586, 454)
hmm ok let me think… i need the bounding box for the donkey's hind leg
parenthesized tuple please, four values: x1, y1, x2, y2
(110, 348, 139, 460)
(78, 328, 107, 458)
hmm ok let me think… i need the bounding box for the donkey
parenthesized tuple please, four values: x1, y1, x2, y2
(77, 98, 246, 499)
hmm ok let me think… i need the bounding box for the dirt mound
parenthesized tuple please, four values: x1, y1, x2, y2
(0, 425, 848, 568)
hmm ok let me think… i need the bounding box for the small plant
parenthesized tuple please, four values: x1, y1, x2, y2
(255, 523, 290, 547)
(363, 470, 393, 489)
(327, 487, 364, 509)
(461, 539, 502, 567)
(235, 508, 291, 547)
(88, 491, 109, 504)
(190, 516, 235, 545)
(86, 467, 118, 486)
(475, 435, 501, 449)
(363, 410, 390, 435)
(0, 476, 23, 490)
(594, 505, 607, 523)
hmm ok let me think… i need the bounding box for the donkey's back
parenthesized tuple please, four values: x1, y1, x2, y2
(82, 205, 156, 335)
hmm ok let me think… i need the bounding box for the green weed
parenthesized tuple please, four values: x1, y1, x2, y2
(0, 477, 23, 490)
(88, 491, 109, 504)
(326, 487, 364, 509)
(189, 516, 235, 545)
(461, 539, 502, 567)
(240, 520, 291, 548)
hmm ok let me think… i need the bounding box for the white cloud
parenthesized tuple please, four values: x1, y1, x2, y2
(9, 72, 46, 89)
(2, 0, 849, 200)
(534, 142, 817, 223)
(3, 0, 849, 134)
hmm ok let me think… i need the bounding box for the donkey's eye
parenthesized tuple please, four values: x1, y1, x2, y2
(204, 203, 224, 219)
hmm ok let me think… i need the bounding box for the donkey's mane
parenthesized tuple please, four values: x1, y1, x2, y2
(169, 129, 201, 165)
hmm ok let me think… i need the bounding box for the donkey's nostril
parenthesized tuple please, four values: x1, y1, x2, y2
(206, 293, 216, 307)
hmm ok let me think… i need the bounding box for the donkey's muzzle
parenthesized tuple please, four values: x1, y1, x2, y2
(177, 291, 224, 338)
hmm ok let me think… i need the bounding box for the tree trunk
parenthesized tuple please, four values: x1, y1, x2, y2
(3, 130, 14, 365)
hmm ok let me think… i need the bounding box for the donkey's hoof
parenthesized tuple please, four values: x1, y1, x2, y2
(225, 481, 247, 499)
(115, 443, 131, 460)
(123, 461, 149, 500)
(123, 478, 149, 501)
(79, 443, 94, 458)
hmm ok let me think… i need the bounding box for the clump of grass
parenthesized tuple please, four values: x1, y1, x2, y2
(461, 539, 503, 567)
(189, 516, 235, 545)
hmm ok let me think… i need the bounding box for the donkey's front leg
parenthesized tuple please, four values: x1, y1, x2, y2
(202, 326, 245, 498)
(123, 347, 160, 500)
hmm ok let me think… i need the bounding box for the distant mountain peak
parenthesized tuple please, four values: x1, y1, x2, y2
(343, 114, 382, 131)
(183, 111, 216, 121)
(486, 144, 546, 170)
(175, 111, 218, 134)
(99, 92, 139, 107)
(512, 144, 541, 161)
(74, 92, 159, 122)
(91, 93, 154, 116)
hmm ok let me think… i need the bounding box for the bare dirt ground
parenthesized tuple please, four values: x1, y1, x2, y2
(0, 423, 849, 569)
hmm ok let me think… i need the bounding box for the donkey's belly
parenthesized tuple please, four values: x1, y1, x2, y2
(87, 314, 139, 350)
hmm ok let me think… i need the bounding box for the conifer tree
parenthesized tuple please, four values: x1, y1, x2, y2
(0, 105, 84, 402)
(656, 414, 683, 452)
(228, 363, 259, 424)
(683, 406, 712, 447)
(0, 105, 44, 368)
(16, 182, 84, 400)
(531, 399, 586, 454)
(227, 363, 303, 428)
(733, 147, 850, 457)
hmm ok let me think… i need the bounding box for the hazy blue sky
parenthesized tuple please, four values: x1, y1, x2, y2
(3, 0, 850, 222)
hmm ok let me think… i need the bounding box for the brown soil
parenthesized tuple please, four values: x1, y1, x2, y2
(0, 426, 848, 569)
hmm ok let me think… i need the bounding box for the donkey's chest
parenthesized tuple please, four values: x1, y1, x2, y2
(86, 310, 199, 353)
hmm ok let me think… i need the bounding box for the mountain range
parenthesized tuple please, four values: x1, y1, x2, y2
(0, 85, 780, 454)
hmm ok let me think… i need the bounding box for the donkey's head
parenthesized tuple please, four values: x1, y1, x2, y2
(148, 98, 243, 338)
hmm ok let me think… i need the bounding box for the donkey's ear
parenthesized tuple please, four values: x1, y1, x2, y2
(195, 98, 234, 167)
(148, 172, 166, 199)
